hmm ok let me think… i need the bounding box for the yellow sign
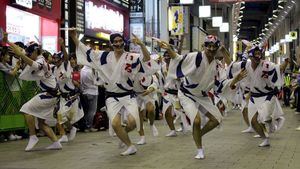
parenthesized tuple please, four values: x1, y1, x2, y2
(289, 31, 297, 40)
(169, 6, 184, 35)
(236, 41, 242, 54)
(96, 32, 110, 40)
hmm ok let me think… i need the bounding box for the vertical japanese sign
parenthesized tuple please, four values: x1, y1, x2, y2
(130, 0, 144, 53)
(169, 6, 184, 35)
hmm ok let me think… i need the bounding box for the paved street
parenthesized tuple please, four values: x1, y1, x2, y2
(0, 107, 300, 169)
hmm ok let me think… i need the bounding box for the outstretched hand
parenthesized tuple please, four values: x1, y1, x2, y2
(132, 33, 144, 46)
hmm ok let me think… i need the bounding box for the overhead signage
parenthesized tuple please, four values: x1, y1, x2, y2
(13, 0, 33, 9)
(290, 31, 297, 40)
(85, 1, 124, 33)
(130, 0, 143, 13)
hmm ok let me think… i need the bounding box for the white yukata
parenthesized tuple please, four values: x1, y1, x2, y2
(167, 51, 234, 129)
(19, 55, 59, 121)
(158, 62, 181, 116)
(228, 60, 284, 124)
(76, 42, 157, 131)
(227, 61, 250, 110)
(134, 74, 157, 111)
(53, 61, 84, 124)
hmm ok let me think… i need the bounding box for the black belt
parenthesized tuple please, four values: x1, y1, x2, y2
(165, 89, 178, 95)
(251, 90, 278, 98)
(105, 91, 135, 99)
(43, 87, 60, 97)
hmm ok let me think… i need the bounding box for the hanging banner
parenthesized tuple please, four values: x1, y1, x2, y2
(209, 0, 271, 3)
(169, 6, 184, 35)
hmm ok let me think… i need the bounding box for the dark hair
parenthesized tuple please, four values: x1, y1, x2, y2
(42, 50, 52, 61)
(25, 43, 42, 56)
(110, 33, 124, 43)
(69, 52, 76, 60)
(0, 46, 8, 62)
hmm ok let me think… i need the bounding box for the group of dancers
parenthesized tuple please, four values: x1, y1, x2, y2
(2, 28, 289, 159)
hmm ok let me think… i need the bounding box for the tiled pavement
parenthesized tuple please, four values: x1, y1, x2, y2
(0, 107, 300, 169)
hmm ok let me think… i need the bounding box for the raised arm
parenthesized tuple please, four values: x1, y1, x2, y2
(219, 46, 232, 65)
(158, 40, 177, 59)
(59, 37, 69, 62)
(6, 40, 34, 67)
(69, 28, 79, 47)
(132, 33, 150, 62)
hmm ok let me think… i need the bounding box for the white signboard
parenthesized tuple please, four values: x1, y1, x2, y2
(85, 1, 124, 33)
(6, 6, 40, 44)
(42, 36, 57, 54)
(16, 0, 33, 9)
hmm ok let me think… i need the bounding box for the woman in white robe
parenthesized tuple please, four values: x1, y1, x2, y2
(8, 42, 62, 151)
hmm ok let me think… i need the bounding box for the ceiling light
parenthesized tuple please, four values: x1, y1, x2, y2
(278, 5, 284, 9)
(199, 6, 211, 18)
(212, 17, 223, 27)
(240, 6, 245, 10)
(220, 22, 229, 32)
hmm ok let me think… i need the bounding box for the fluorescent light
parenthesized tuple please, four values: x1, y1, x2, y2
(79, 34, 84, 41)
(220, 22, 229, 32)
(278, 5, 284, 9)
(212, 16, 223, 27)
(94, 41, 99, 44)
(273, 14, 278, 18)
(180, 0, 194, 4)
(240, 6, 245, 10)
(285, 34, 292, 42)
(199, 6, 211, 18)
(86, 39, 91, 42)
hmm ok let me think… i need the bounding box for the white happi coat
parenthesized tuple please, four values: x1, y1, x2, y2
(76, 42, 157, 131)
(19, 55, 58, 121)
(157, 61, 181, 115)
(53, 61, 84, 124)
(229, 60, 284, 123)
(134, 74, 157, 111)
(167, 51, 234, 128)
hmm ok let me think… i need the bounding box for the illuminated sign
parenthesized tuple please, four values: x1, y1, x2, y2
(85, 1, 124, 33)
(13, 0, 33, 9)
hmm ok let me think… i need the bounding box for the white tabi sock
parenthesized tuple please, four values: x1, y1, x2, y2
(68, 127, 77, 141)
(259, 138, 270, 147)
(46, 141, 62, 150)
(58, 135, 68, 143)
(165, 130, 177, 137)
(150, 125, 159, 136)
(25, 135, 39, 151)
(137, 136, 146, 145)
(120, 145, 137, 156)
(194, 148, 205, 159)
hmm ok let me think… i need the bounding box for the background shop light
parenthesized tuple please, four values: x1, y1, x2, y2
(180, 0, 194, 4)
(220, 22, 229, 32)
(212, 17, 223, 27)
(199, 5, 211, 18)
(79, 33, 84, 41)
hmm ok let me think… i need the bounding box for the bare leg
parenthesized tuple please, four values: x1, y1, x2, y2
(57, 123, 66, 136)
(165, 106, 176, 130)
(112, 114, 133, 146)
(24, 114, 36, 136)
(201, 112, 219, 137)
(125, 114, 137, 132)
(251, 113, 267, 138)
(242, 108, 250, 126)
(146, 102, 155, 126)
(192, 113, 202, 149)
(138, 109, 145, 136)
(37, 118, 58, 142)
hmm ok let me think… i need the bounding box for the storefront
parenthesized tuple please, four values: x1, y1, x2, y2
(83, 0, 130, 50)
(0, 0, 61, 54)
